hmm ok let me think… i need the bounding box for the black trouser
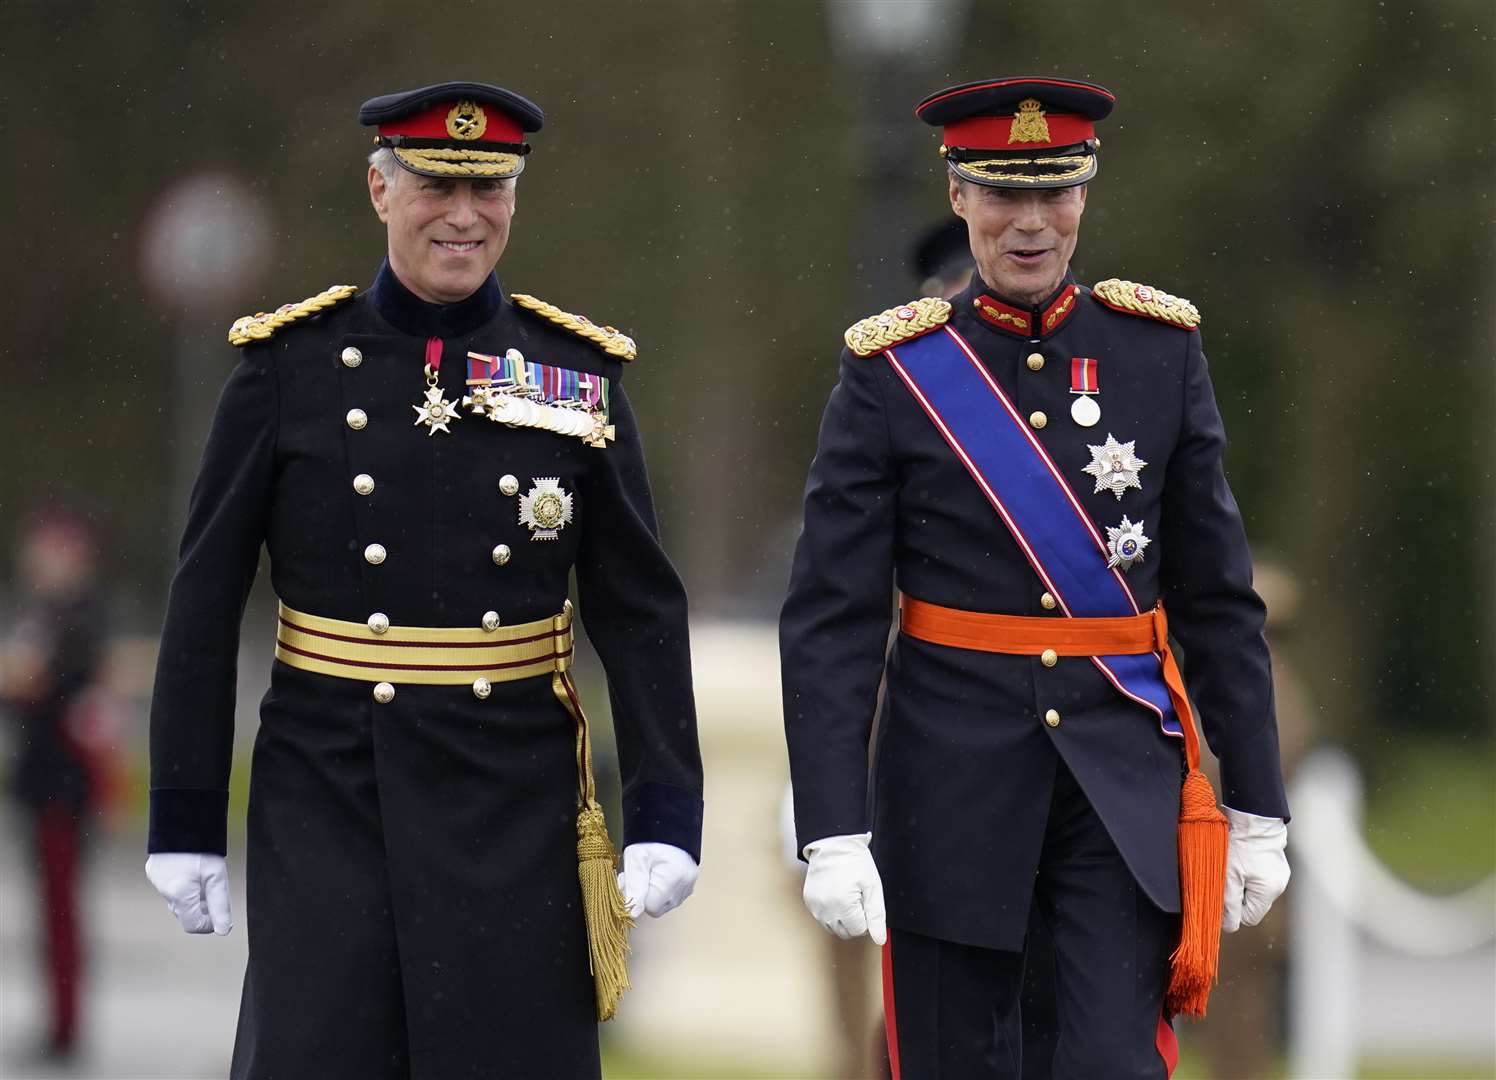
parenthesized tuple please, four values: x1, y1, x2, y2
(882, 761, 1179, 1080)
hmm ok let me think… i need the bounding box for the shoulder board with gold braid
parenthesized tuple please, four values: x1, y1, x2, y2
(228, 285, 358, 346)
(844, 297, 952, 357)
(1091, 279, 1200, 330)
(511, 293, 637, 361)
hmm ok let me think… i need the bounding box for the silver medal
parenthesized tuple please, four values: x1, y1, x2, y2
(1070, 395, 1101, 427)
(1082, 434, 1148, 500)
(1105, 515, 1151, 570)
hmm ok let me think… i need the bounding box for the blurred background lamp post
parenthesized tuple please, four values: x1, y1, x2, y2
(140, 173, 271, 555)
(827, 0, 970, 306)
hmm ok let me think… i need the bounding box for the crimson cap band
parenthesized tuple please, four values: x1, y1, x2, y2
(915, 77, 1114, 189)
(359, 82, 545, 179)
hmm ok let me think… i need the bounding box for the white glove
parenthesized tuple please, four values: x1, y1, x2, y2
(802, 832, 886, 945)
(145, 852, 233, 936)
(1222, 808, 1290, 933)
(617, 843, 698, 919)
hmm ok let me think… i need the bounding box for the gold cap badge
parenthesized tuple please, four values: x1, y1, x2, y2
(1009, 98, 1050, 144)
(446, 100, 488, 141)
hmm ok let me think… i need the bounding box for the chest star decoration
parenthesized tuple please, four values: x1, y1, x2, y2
(1105, 515, 1151, 570)
(413, 383, 460, 436)
(1082, 433, 1147, 500)
(518, 477, 574, 541)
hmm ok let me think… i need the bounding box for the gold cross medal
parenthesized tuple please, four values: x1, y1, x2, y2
(413, 363, 460, 436)
(1082, 434, 1147, 500)
(518, 477, 574, 541)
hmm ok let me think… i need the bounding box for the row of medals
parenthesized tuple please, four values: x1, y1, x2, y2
(1071, 390, 1150, 572)
(411, 349, 593, 541)
(413, 348, 613, 448)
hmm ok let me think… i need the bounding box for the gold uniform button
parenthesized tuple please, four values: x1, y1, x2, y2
(1029, 411, 1048, 430)
(499, 474, 520, 497)
(346, 408, 368, 431)
(481, 610, 501, 632)
(341, 347, 363, 369)
(491, 544, 512, 566)
(353, 474, 375, 496)
(367, 612, 390, 634)
(472, 677, 492, 700)
(1026, 352, 1045, 372)
(373, 682, 395, 704)
(364, 543, 387, 565)
(1044, 709, 1061, 728)
(1041, 649, 1058, 668)
(1040, 592, 1057, 611)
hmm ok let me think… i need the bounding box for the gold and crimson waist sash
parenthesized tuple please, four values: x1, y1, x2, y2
(274, 602, 573, 685)
(273, 600, 634, 1022)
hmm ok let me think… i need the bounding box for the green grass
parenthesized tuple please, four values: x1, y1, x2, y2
(1361, 740, 1496, 893)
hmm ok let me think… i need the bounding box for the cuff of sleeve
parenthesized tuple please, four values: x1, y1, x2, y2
(1218, 728, 1291, 822)
(148, 788, 230, 855)
(622, 781, 703, 863)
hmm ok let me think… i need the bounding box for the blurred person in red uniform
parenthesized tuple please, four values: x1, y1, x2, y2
(1, 508, 110, 1062)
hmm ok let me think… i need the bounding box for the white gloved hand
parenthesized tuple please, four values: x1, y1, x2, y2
(617, 843, 698, 919)
(802, 832, 886, 945)
(1222, 808, 1290, 933)
(145, 852, 233, 936)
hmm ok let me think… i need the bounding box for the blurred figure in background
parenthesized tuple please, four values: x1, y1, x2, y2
(1199, 560, 1313, 1078)
(1, 508, 110, 1063)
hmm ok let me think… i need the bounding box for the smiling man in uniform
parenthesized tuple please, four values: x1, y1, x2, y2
(143, 82, 703, 1079)
(781, 78, 1292, 1078)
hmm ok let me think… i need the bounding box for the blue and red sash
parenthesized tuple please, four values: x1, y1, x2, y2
(884, 325, 1182, 738)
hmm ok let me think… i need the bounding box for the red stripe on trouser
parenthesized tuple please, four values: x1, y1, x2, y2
(882, 939, 902, 1080)
(1156, 1013, 1179, 1077)
(38, 805, 81, 1044)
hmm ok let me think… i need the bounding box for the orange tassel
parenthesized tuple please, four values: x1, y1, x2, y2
(1166, 768, 1229, 1016)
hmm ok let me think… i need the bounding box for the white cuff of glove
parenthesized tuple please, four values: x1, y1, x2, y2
(145, 852, 233, 936)
(802, 832, 887, 946)
(617, 843, 698, 919)
(1222, 807, 1290, 933)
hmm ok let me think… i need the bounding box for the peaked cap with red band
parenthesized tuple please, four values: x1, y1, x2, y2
(359, 81, 544, 180)
(916, 77, 1114, 189)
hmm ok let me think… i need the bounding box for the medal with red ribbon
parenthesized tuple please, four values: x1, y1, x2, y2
(412, 337, 460, 436)
(1070, 356, 1100, 427)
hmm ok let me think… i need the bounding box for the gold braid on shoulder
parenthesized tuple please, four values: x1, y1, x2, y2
(844, 296, 952, 357)
(228, 285, 359, 346)
(1091, 279, 1201, 330)
(511, 293, 637, 361)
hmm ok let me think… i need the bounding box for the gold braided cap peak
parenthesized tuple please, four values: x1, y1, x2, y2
(228, 284, 359, 346)
(511, 293, 637, 361)
(1092, 278, 1201, 330)
(844, 296, 953, 357)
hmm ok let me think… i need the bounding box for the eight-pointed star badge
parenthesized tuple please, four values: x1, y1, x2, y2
(1082, 433, 1147, 500)
(518, 477, 574, 541)
(1105, 515, 1151, 570)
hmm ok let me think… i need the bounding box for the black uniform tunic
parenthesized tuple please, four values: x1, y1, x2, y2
(781, 271, 1287, 953)
(148, 263, 704, 1079)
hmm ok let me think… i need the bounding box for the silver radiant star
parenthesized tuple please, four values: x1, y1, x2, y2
(1105, 515, 1151, 570)
(1082, 433, 1147, 500)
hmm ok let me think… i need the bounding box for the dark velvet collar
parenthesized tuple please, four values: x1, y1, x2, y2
(370, 258, 503, 338)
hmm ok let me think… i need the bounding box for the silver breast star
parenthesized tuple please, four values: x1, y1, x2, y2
(1082, 433, 1147, 500)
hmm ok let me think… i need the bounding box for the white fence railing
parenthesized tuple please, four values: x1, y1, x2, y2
(1287, 748, 1496, 1079)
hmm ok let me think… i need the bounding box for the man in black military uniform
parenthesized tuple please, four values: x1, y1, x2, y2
(781, 78, 1291, 1078)
(144, 83, 704, 1079)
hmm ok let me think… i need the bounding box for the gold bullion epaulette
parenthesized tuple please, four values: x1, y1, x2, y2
(511, 293, 636, 361)
(844, 297, 952, 357)
(228, 285, 358, 346)
(1091, 279, 1200, 330)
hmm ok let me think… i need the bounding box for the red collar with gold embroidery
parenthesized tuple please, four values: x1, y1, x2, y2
(971, 283, 1079, 338)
